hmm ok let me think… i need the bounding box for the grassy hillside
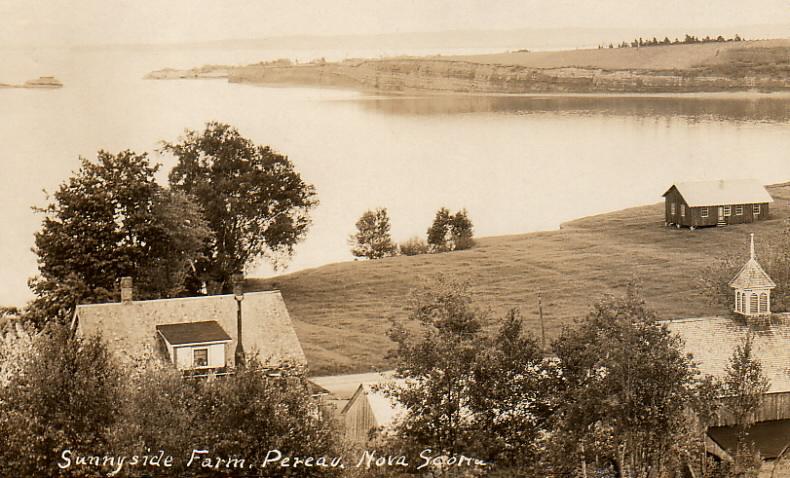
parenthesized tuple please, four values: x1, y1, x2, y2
(452, 39, 790, 71)
(249, 183, 790, 376)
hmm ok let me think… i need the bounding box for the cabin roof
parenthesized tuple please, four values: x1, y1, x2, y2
(74, 291, 306, 367)
(664, 316, 790, 393)
(663, 179, 773, 207)
(156, 320, 231, 346)
(729, 259, 776, 290)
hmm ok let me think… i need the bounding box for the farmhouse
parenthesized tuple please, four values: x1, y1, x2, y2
(72, 277, 306, 376)
(663, 179, 773, 229)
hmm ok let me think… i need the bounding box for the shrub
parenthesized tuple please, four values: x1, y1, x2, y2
(398, 236, 429, 256)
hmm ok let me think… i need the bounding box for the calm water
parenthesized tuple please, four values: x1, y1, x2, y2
(2, 47, 790, 305)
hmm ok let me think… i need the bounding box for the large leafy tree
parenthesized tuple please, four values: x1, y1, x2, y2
(29, 151, 210, 321)
(383, 276, 551, 475)
(349, 207, 397, 259)
(549, 283, 718, 478)
(164, 122, 318, 291)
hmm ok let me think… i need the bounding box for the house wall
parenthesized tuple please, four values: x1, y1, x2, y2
(343, 392, 377, 444)
(173, 343, 226, 370)
(665, 187, 770, 227)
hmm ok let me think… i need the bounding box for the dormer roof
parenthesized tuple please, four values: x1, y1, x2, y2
(156, 320, 231, 346)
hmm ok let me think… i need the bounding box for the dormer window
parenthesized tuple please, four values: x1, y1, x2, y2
(156, 321, 232, 371)
(193, 348, 209, 367)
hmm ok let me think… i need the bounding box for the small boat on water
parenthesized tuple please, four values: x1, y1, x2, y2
(22, 76, 63, 88)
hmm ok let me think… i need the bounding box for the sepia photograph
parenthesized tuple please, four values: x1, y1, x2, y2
(1, 1, 789, 476)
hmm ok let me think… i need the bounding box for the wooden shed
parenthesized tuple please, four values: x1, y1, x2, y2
(663, 179, 773, 229)
(341, 383, 404, 445)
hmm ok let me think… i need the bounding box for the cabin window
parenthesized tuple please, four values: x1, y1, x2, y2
(735, 205, 744, 215)
(750, 294, 758, 314)
(760, 293, 768, 313)
(700, 207, 709, 218)
(671, 203, 676, 215)
(753, 204, 761, 215)
(193, 348, 208, 368)
(680, 204, 685, 217)
(735, 292, 742, 312)
(723, 205, 731, 217)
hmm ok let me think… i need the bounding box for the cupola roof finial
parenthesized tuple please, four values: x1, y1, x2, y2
(750, 232, 755, 260)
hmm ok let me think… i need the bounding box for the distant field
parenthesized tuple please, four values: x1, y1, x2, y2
(449, 39, 790, 71)
(249, 183, 790, 376)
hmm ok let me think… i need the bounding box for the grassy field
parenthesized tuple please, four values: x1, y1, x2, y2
(450, 39, 790, 71)
(248, 183, 790, 376)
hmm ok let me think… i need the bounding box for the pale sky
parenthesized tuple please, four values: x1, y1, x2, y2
(1, 0, 788, 47)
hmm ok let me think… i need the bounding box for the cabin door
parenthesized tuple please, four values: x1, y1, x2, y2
(718, 207, 724, 221)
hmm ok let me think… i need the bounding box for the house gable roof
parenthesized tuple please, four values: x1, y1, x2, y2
(156, 321, 231, 346)
(663, 179, 773, 207)
(74, 291, 306, 368)
(665, 316, 790, 393)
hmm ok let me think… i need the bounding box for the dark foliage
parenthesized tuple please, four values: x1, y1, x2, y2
(164, 122, 318, 291)
(29, 151, 209, 322)
(349, 208, 398, 259)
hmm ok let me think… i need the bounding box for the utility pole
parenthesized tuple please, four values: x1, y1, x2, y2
(538, 290, 546, 352)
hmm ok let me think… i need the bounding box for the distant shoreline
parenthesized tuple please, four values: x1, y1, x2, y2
(146, 39, 790, 96)
(0, 76, 63, 89)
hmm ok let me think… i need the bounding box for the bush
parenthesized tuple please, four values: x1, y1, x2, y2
(398, 236, 429, 256)
(0, 323, 122, 477)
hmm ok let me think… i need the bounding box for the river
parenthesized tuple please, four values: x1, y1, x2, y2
(1, 46, 789, 305)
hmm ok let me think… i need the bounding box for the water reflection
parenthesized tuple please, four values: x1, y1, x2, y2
(351, 94, 790, 123)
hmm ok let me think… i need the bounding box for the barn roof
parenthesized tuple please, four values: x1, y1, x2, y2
(74, 291, 306, 368)
(665, 316, 790, 393)
(156, 321, 231, 346)
(663, 179, 773, 207)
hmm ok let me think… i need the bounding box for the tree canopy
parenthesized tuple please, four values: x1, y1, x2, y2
(549, 283, 718, 477)
(29, 151, 210, 321)
(383, 276, 550, 475)
(426, 207, 474, 252)
(164, 122, 318, 291)
(349, 208, 397, 259)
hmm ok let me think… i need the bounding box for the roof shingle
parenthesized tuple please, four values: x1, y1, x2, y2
(665, 316, 790, 393)
(156, 321, 231, 345)
(74, 291, 306, 368)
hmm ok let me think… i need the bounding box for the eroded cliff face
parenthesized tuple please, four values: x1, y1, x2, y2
(146, 42, 790, 94)
(227, 53, 789, 94)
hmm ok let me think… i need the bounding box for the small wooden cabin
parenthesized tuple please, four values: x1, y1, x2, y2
(663, 179, 772, 229)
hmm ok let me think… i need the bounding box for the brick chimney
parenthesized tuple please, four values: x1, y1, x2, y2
(120, 277, 133, 304)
